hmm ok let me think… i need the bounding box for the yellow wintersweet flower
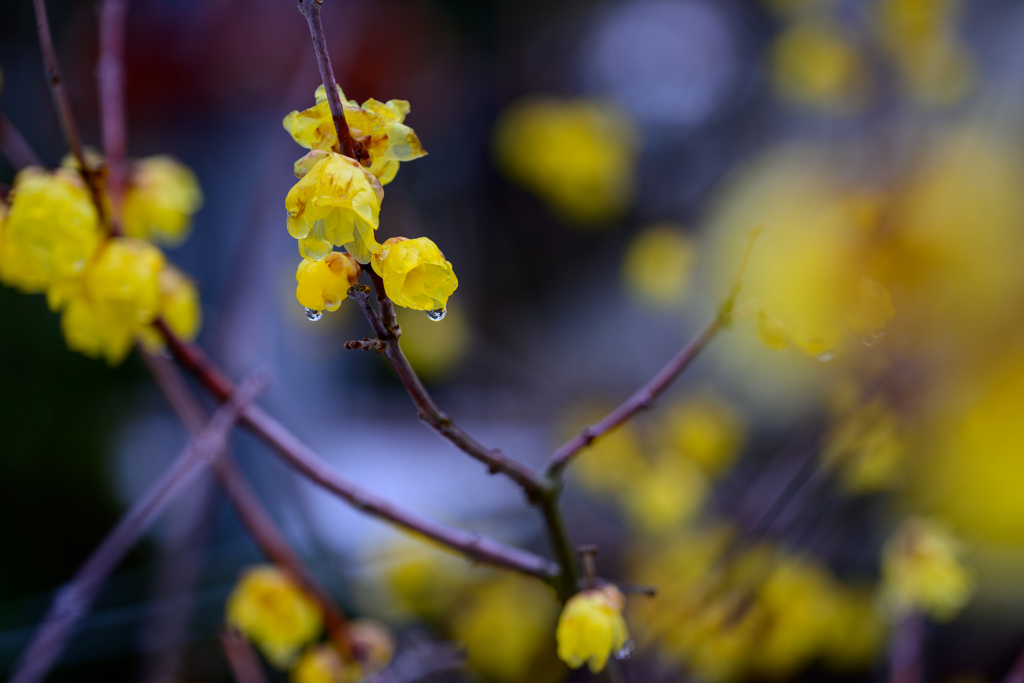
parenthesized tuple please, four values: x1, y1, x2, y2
(620, 459, 708, 535)
(61, 239, 166, 364)
(286, 151, 383, 264)
(881, 518, 973, 621)
(290, 645, 359, 683)
(771, 21, 868, 112)
(621, 224, 696, 308)
(226, 565, 322, 668)
(159, 264, 202, 341)
(371, 237, 457, 312)
(556, 585, 629, 673)
(451, 576, 561, 683)
(0, 167, 101, 294)
(347, 619, 394, 675)
(823, 399, 906, 493)
(123, 155, 203, 245)
(662, 395, 744, 477)
(296, 251, 362, 313)
(283, 85, 426, 185)
(493, 98, 636, 225)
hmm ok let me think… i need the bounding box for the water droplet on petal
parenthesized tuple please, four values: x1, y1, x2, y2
(305, 308, 323, 321)
(379, 245, 391, 259)
(426, 307, 446, 321)
(615, 640, 635, 660)
(862, 329, 887, 347)
(815, 350, 835, 362)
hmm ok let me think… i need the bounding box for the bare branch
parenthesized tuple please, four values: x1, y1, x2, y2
(8, 375, 266, 683)
(0, 112, 43, 170)
(98, 0, 129, 233)
(890, 611, 924, 683)
(344, 337, 388, 353)
(153, 320, 558, 581)
(220, 629, 271, 683)
(30, 0, 110, 229)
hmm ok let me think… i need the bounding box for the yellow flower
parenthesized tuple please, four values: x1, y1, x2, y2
(451, 576, 561, 683)
(347, 619, 395, 675)
(771, 21, 867, 112)
(61, 239, 166, 364)
(556, 585, 629, 673)
(620, 459, 708, 535)
(494, 98, 636, 225)
(881, 518, 973, 621)
(283, 85, 426, 185)
(0, 167, 101, 294)
(286, 151, 383, 263)
(662, 395, 744, 477)
(563, 409, 647, 496)
(159, 264, 202, 341)
(290, 645, 360, 683)
(123, 155, 203, 245)
(823, 399, 906, 493)
(621, 224, 696, 308)
(226, 566, 322, 668)
(296, 251, 362, 313)
(370, 237, 457, 312)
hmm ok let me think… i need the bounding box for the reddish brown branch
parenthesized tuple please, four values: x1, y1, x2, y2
(347, 285, 547, 500)
(30, 0, 110, 228)
(1002, 641, 1024, 683)
(295, 0, 362, 161)
(153, 320, 558, 581)
(0, 112, 43, 170)
(545, 315, 722, 477)
(98, 0, 129, 233)
(8, 376, 265, 683)
(220, 629, 271, 683)
(890, 611, 924, 683)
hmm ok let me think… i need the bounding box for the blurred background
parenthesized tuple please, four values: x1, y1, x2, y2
(3, 0, 1024, 681)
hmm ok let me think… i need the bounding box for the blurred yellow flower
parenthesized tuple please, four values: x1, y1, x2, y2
(371, 237, 457, 312)
(822, 587, 885, 671)
(451, 576, 560, 683)
(0, 167, 101, 294)
(347, 619, 394, 675)
(373, 536, 483, 622)
(283, 85, 426, 185)
(823, 399, 906, 493)
(158, 264, 202, 341)
(286, 151, 383, 264)
(620, 459, 708, 535)
(556, 584, 629, 674)
(661, 395, 744, 477)
(494, 98, 636, 225)
(61, 239, 165, 364)
(394, 302, 470, 379)
(562, 412, 647, 496)
(621, 224, 696, 308)
(771, 21, 868, 112)
(881, 518, 973, 621)
(296, 251, 362, 314)
(291, 645, 358, 683)
(123, 155, 203, 245)
(226, 566, 322, 668)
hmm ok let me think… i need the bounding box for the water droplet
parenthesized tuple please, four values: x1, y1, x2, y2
(426, 307, 446, 321)
(815, 350, 836, 362)
(614, 640, 635, 660)
(862, 329, 887, 347)
(379, 245, 391, 259)
(305, 308, 323, 321)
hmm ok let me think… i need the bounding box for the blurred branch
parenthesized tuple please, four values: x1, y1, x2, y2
(220, 629, 270, 683)
(546, 227, 761, 478)
(140, 350, 356, 661)
(153, 320, 559, 581)
(363, 639, 466, 683)
(30, 0, 110, 228)
(0, 113, 43, 170)
(348, 285, 547, 500)
(98, 0, 129, 234)
(890, 611, 924, 683)
(295, 0, 363, 161)
(1001, 643, 1024, 683)
(8, 375, 266, 683)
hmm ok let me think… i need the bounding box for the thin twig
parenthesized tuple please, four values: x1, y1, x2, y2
(363, 640, 466, 683)
(8, 375, 266, 683)
(153, 320, 558, 581)
(220, 629, 271, 683)
(347, 286, 547, 500)
(545, 316, 722, 478)
(98, 0, 129, 234)
(295, 0, 363, 161)
(141, 350, 357, 661)
(0, 112, 43, 170)
(890, 610, 924, 683)
(1001, 641, 1024, 683)
(344, 337, 388, 352)
(30, 0, 110, 228)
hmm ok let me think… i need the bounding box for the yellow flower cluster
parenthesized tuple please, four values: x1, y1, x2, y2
(628, 528, 884, 682)
(823, 397, 907, 493)
(621, 224, 696, 308)
(493, 98, 637, 225)
(226, 565, 322, 668)
(881, 518, 973, 621)
(289, 621, 393, 683)
(0, 165, 202, 364)
(556, 585, 629, 674)
(283, 86, 457, 318)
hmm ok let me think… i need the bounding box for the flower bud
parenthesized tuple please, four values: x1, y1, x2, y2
(370, 237, 457, 312)
(296, 251, 362, 312)
(556, 584, 629, 673)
